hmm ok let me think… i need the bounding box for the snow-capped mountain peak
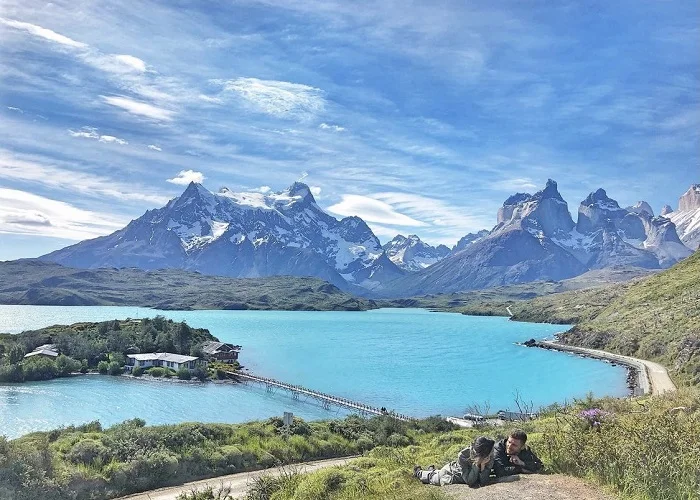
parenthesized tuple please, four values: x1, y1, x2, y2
(382, 234, 450, 272)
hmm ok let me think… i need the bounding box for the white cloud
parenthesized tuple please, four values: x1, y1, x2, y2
(0, 17, 88, 49)
(0, 149, 170, 204)
(98, 135, 128, 145)
(0, 188, 126, 241)
(101, 95, 175, 121)
(491, 178, 538, 192)
(310, 186, 322, 196)
(68, 127, 128, 145)
(114, 54, 147, 72)
(319, 123, 345, 132)
(148, 144, 162, 151)
(327, 194, 428, 226)
(257, 185, 271, 193)
(167, 170, 206, 185)
(214, 77, 325, 119)
(7, 106, 23, 113)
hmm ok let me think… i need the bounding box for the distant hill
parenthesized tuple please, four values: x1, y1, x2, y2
(0, 260, 376, 311)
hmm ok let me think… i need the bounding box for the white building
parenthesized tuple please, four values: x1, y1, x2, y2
(125, 353, 205, 372)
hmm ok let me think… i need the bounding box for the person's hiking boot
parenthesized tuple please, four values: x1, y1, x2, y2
(413, 465, 422, 478)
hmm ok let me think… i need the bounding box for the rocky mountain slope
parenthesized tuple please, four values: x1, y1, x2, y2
(664, 184, 700, 250)
(40, 182, 404, 292)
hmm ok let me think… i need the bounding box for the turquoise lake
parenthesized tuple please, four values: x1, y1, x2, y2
(0, 306, 629, 438)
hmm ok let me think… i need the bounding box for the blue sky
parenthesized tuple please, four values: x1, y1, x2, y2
(1, 0, 698, 260)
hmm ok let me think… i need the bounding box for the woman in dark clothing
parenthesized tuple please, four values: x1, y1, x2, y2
(414, 436, 495, 487)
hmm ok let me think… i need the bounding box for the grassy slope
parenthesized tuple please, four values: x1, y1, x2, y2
(0, 260, 375, 311)
(557, 250, 700, 385)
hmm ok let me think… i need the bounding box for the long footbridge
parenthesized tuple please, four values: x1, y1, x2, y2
(227, 371, 414, 422)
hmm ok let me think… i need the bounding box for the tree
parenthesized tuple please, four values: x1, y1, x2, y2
(55, 355, 81, 376)
(7, 344, 25, 364)
(108, 361, 123, 375)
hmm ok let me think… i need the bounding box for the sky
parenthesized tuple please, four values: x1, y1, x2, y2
(0, 0, 698, 261)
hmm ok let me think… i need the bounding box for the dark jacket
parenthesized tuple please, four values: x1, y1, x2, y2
(492, 438, 543, 477)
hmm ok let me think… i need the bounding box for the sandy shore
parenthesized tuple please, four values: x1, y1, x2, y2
(538, 340, 676, 396)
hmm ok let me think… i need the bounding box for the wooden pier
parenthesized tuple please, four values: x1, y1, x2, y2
(228, 371, 414, 422)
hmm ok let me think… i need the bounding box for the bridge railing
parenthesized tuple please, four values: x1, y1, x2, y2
(228, 371, 414, 422)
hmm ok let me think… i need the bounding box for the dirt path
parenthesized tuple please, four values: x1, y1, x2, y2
(541, 341, 676, 395)
(443, 474, 616, 500)
(115, 456, 357, 500)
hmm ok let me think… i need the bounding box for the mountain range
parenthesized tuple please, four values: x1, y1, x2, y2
(40, 180, 699, 297)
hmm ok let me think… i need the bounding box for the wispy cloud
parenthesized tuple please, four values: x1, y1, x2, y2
(0, 17, 88, 48)
(6, 106, 24, 114)
(101, 95, 175, 121)
(213, 77, 326, 119)
(491, 178, 538, 193)
(0, 188, 126, 240)
(68, 126, 128, 145)
(0, 149, 169, 204)
(147, 144, 162, 151)
(327, 194, 428, 226)
(319, 123, 345, 132)
(167, 170, 206, 185)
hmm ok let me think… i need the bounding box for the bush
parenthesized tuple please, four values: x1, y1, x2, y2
(132, 366, 143, 377)
(108, 361, 123, 375)
(192, 366, 209, 381)
(0, 364, 24, 382)
(22, 357, 58, 381)
(97, 361, 109, 374)
(177, 368, 192, 380)
(147, 367, 165, 377)
(55, 355, 81, 376)
(67, 439, 109, 465)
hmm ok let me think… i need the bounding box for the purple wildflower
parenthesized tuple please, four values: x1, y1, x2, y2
(578, 408, 612, 429)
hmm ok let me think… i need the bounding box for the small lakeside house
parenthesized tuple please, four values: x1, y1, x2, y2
(125, 353, 205, 372)
(201, 341, 241, 363)
(24, 344, 60, 360)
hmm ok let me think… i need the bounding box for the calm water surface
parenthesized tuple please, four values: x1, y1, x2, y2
(0, 306, 628, 438)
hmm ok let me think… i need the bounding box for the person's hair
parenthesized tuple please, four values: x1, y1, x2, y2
(472, 436, 495, 458)
(509, 429, 527, 444)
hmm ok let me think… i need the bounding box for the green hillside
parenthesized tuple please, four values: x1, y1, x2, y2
(0, 260, 375, 311)
(557, 250, 700, 385)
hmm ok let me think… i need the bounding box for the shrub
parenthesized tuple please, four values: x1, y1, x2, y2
(22, 357, 58, 381)
(66, 439, 109, 465)
(132, 366, 143, 377)
(97, 361, 109, 374)
(147, 367, 165, 378)
(108, 361, 123, 375)
(55, 355, 81, 376)
(177, 368, 192, 380)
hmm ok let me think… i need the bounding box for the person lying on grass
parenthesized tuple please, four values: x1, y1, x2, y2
(493, 429, 543, 477)
(413, 436, 495, 487)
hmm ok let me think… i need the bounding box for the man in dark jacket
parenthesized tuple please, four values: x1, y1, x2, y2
(493, 429, 543, 477)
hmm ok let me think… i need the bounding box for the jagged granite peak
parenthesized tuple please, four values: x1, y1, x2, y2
(660, 204, 674, 216)
(626, 201, 654, 216)
(383, 234, 451, 272)
(576, 188, 628, 234)
(497, 192, 533, 224)
(40, 182, 404, 292)
(286, 181, 316, 204)
(678, 184, 700, 212)
(495, 179, 575, 238)
(452, 230, 489, 253)
(667, 185, 700, 250)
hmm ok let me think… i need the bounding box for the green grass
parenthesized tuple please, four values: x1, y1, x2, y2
(178, 389, 700, 500)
